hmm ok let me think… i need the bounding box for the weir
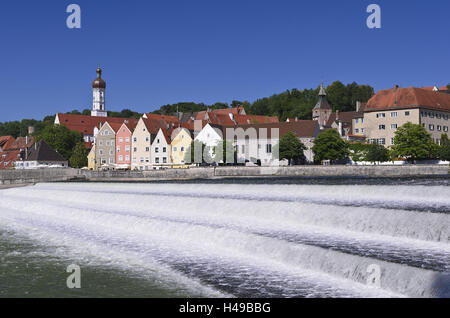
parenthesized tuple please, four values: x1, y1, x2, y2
(0, 182, 449, 298)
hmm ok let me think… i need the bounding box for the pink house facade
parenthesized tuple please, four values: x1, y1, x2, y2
(115, 121, 138, 169)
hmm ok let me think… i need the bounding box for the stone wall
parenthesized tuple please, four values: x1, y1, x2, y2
(0, 165, 448, 185)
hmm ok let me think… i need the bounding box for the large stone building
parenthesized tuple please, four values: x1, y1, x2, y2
(364, 86, 450, 146)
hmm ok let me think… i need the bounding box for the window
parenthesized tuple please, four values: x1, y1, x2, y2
(355, 128, 359, 134)
(379, 125, 386, 130)
(145, 147, 150, 152)
(106, 141, 110, 146)
(444, 126, 449, 132)
(437, 125, 442, 131)
(99, 141, 103, 146)
(429, 124, 435, 131)
(361, 128, 365, 133)
(391, 138, 395, 145)
(109, 150, 113, 155)
(266, 144, 272, 153)
(241, 145, 245, 153)
(405, 111, 410, 116)
(421, 111, 427, 117)
(355, 119, 359, 124)
(117, 146, 120, 152)
(361, 119, 364, 124)
(163, 157, 167, 163)
(163, 147, 166, 153)
(378, 138, 386, 145)
(157, 139, 160, 144)
(101, 158, 106, 164)
(140, 157, 144, 163)
(125, 155, 130, 161)
(444, 115, 449, 120)
(391, 124, 398, 129)
(391, 112, 398, 118)
(119, 138, 123, 143)
(173, 147, 177, 152)
(181, 147, 185, 152)
(125, 137, 130, 143)
(155, 158, 160, 164)
(109, 158, 114, 164)
(437, 114, 442, 119)
(429, 112, 434, 118)
(146, 137, 150, 142)
(155, 147, 159, 153)
(111, 141, 114, 146)
(99, 150, 103, 155)
(118, 155, 123, 161)
(133, 137, 137, 142)
(145, 157, 149, 163)
(133, 147, 137, 152)
(376, 113, 386, 118)
(125, 145, 130, 152)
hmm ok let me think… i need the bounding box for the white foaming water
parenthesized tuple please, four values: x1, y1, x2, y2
(0, 182, 449, 298)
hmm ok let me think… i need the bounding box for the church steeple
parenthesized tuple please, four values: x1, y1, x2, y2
(312, 82, 332, 128)
(91, 66, 107, 117)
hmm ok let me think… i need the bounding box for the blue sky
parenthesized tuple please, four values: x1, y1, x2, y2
(0, 0, 448, 121)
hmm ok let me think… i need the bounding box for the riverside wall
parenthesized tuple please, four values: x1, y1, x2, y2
(0, 165, 449, 185)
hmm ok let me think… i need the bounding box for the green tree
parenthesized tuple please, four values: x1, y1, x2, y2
(36, 124, 83, 160)
(69, 142, 88, 168)
(213, 140, 237, 165)
(312, 129, 349, 163)
(365, 144, 390, 163)
(439, 134, 450, 161)
(184, 140, 212, 164)
(273, 132, 307, 164)
(348, 142, 371, 162)
(391, 123, 439, 162)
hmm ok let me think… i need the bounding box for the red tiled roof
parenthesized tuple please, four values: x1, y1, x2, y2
(0, 150, 21, 169)
(56, 113, 135, 135)
(7, 136, 34, 151)
(365, 87, 450, 112)
(222, 121, 320, 139)
(0, 136, 15, 151)
(145, 113, 180, 125)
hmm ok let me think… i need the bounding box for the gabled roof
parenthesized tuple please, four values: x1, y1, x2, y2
(222, 121, 320, 139)
(0, 136, 15, 151)
(144, 113, 180, 125)
(25, 140, 67, 162)
(56, 113, 134, 135)
(7, 136, 34, 151)
(0, 150, 21, 169)
(365, 87, 450, 112)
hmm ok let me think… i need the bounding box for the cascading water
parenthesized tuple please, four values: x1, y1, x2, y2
(0, 182, 449, 298)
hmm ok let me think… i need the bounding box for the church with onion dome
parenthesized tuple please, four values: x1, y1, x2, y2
(91, 67, 107, 117)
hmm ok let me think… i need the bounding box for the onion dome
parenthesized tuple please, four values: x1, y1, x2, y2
(92, 67, 106, 89)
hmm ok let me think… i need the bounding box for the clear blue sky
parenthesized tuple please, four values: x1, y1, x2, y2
(0, 0, 448, 121)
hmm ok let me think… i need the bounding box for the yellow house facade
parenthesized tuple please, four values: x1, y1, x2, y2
(170, 127, 192, 167)
(87, 145, 96, 170)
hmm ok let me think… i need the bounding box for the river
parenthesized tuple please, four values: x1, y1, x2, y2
(0, 177, 449, 298)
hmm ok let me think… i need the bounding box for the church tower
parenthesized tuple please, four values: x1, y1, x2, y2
(91, 67, 107, 117)
(312, 83, 332, 128)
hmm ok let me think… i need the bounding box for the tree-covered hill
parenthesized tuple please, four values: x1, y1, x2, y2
(0, 81, 374, 138)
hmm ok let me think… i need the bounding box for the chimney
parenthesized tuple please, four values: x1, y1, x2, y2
(394, 85, 399, 92)
(356, 101, 361, 112)
(28, 126, 35, 135)
(336, 110, 340, 121)
(295, 117, 298, 122)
